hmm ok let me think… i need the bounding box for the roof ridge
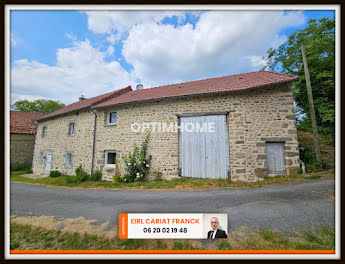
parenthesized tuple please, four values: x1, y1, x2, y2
(260, 69, 297, 78)
(130, 70, 264, 93)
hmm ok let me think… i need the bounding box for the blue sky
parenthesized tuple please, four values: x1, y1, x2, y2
(10, 9, 335, 105)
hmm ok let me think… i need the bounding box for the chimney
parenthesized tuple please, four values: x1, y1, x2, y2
(136, 84, 144, 90)
(79, 95, 85, 101)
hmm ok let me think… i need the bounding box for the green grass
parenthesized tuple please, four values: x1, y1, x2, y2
(217, 240, 232, 250)
(10, 169, 332, 191)
(234, 222, 335, 250)
(10, 221, 334, 250)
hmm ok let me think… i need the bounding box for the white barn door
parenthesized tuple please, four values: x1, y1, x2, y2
(179, 115, 229, 179)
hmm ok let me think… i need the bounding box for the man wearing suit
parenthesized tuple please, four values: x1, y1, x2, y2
(207, 217, 228, 239)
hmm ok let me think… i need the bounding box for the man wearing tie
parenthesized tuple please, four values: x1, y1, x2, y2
(207, 217, 228, 239)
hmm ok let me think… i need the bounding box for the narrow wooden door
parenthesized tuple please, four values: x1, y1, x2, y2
(266, 143, 286, 175)
(45, 152, 52, 174)
(179, 115, 229, 179)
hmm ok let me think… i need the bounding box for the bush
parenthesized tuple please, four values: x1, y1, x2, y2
(75, 165, 90, 182)
(122, 134, 152, 183)
(299, 145, 323, 172)
(49, 170, 62, 178)
(10, 162, 31, 172)
(90, 170, 102, 181)
(152, 170, 163, 181)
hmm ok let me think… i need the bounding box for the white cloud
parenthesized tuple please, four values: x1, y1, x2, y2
(106, 33, 120, 44)
(107, 46, 115, 56)
(84, 10, 188, 35)
(247, 56, 268, 67)
(122, 10, 305, 87)
(11, 39, 135, 105)
(65, 33, 77, 41)
(11, 10, 306, 106)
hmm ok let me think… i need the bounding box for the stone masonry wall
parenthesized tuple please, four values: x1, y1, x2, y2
(10, 133, 35, 167)
(32, 109, 95, 175)
(32, 82, 300, 182)
(94, 82, 299, 181)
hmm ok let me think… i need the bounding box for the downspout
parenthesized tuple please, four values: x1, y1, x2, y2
(31, 120, 38, 170)
(91, 109, 97, 174)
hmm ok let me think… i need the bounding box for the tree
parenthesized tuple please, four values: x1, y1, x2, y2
(263, 17, 335, 138)
(12, 99, 65, 114)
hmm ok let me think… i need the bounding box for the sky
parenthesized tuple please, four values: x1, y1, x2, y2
(10, 9, 335, 105)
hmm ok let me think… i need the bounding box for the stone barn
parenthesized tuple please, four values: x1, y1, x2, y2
(32, 70, 300, 182)
(10, 111, 44, 170)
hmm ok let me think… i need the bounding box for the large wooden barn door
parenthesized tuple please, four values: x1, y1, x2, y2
(179, 115, 229, 179)
(266, 143, 286, 175)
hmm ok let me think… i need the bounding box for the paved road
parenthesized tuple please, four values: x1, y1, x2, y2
(10, 180, 335, 233)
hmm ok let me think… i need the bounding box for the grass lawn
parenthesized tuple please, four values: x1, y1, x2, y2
(10, 169, 334, 191)
(10, 221, 334, 250)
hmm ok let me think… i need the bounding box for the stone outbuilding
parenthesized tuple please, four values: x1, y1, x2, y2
(32, 70, 300, 182)
(10, 111, 44, 170)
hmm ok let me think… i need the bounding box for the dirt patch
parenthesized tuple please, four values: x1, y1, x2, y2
(11, 215, 116, 239)
(21, 173, 48, 179)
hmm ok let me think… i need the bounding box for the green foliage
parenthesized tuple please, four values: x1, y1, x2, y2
(297, 118, 334, 144)
(299, 145, 323, 172)
(118, 239, 145, 250)
(12, 99, 65, 114)
(75, 165, 90, 182)
(152, 170, 163, 181)
(217, 240, 232, 250)
(264, 17, 335, 138)
(10, 162, 32, 172)
(90, 170, 102, 181)
(172, 241, 197, 250)
(49, 170, 62, 178)
(296, 222, 335, 250)
(122, 134, 152, 183)
(66, 176, 78, 184)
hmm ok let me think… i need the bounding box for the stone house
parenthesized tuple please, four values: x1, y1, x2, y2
(10, 111, 44, 169)
(32, 70, 300, 182)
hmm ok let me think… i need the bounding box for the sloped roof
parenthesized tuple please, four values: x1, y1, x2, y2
(35, 86, 132, 121)
(94, 70, 298, 109)
(10, 111, 45, 134)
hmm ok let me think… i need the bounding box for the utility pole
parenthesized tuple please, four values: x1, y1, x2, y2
(301, 45, 321, 162)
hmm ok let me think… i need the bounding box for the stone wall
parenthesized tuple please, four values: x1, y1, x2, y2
(32, 82, 300, 182)
(10, 133, 35, 168)
(32, 109, 95, 175)
(94, 82, 300, 181)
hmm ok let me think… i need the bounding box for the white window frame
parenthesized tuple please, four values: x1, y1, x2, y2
(65, 152, 72, 167)
(68, 122, 75, 136)
(105, 150, 116, 168)
(107, 111, 117, 125)
(42, 126, 47, 138)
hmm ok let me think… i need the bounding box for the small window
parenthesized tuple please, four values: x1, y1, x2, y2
(42, 127, 47, 138)
(68, 123, 75, 136)
(65, 153, 72, 167)
(39, 152, 44, 163)
(105, 151, 116, 168)
(107, 112, 117, 125)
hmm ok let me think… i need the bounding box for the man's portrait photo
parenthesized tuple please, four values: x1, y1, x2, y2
(203, 214, 228, 239)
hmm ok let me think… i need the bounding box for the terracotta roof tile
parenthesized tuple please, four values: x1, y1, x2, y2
(10, 111, 45, 134)
(35, 86, 132, 121)
(94, 70, 298, 108)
